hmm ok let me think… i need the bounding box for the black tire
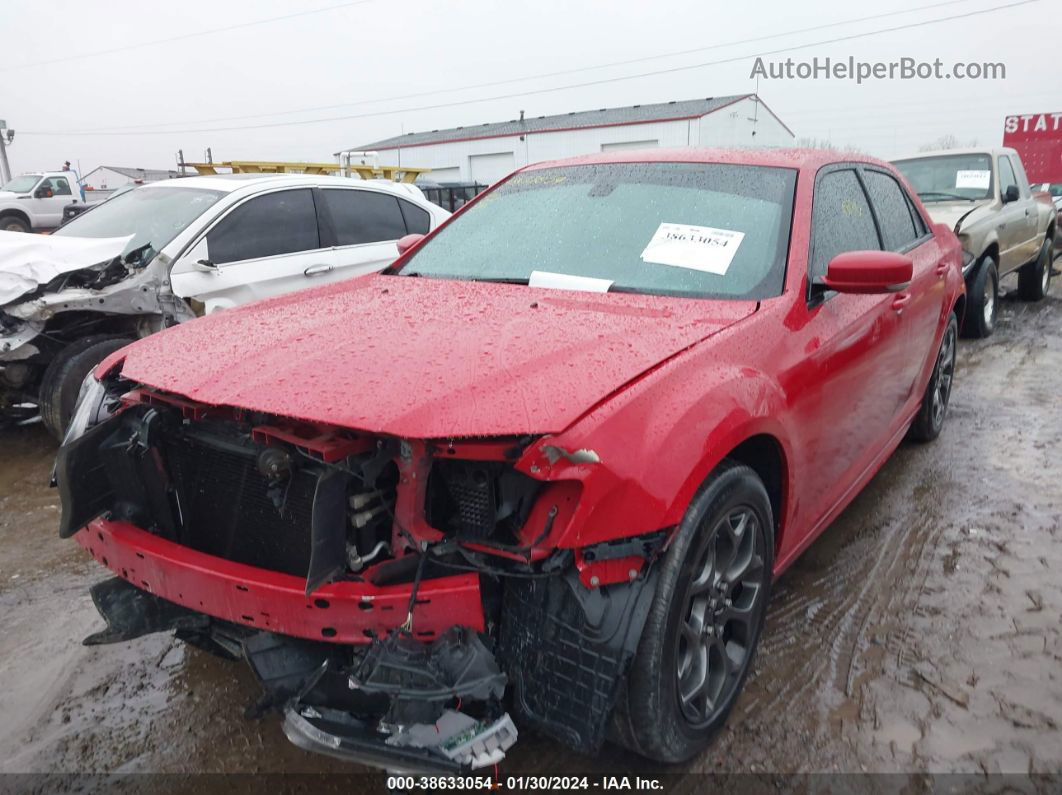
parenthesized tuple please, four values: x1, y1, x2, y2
(38, 335, 133, 440)
(1017, 238, 1053, 301)
(962, 256, 997, 338)
(613, 461, 774, 763)
(908, 313, 958, 443)
(0, 215, 30, 233)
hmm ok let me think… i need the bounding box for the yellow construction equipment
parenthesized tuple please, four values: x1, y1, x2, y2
(184, 160, 430, 184)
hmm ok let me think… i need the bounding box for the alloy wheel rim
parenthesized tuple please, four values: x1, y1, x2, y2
(675, 506, 765, 726)
(932, 325, 956, 428)
(983, 276, 995, 325)
(1043, 254, 1051, 293)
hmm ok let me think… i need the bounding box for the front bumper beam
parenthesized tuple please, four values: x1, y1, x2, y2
(76, 518, 484, 645)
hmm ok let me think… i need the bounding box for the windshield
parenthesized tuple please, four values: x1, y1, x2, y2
(893, 154, 994, 202)
(2, 175, 42, 193)
(397, 163, 796, 300)
(52, 185, 224, 259)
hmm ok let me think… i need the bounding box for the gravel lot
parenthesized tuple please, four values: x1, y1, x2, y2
(1, 274, 1059, 789)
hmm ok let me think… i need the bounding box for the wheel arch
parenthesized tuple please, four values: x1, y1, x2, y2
(656, 417, 792, 560)
(952, 292, 966, 326)
(724, 434, 787, 555)
(41, 310, 145, 343)
(0, 208, 31, 226)
(980, 240, 1000, 266)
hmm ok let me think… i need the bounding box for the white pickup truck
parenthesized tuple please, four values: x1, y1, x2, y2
(0, 173, 449, 437)
(0, 171, 89, 232)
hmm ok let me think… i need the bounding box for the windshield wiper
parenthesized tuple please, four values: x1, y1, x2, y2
(396, 272, 529, 284)
(918, 191, 976, 202)
(469, 276, 530, 285)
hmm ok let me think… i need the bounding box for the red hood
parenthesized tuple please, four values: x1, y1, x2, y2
(115, 275, 755, 437)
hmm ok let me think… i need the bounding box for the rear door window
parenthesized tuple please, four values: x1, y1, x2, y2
(321, 189, 408, 245)
(207, 189, 319, 264)
(810, 169, 881, 279)
(905, 194, 928, 236)
(863, 170, 919, 251)
(399, 199, 431, 235)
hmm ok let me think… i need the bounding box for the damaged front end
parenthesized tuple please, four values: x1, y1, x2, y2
(0, 238, 193, 423)
(56, 385, 663, 771)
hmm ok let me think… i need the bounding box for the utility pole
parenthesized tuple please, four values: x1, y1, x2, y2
(0, 119, 12, 184)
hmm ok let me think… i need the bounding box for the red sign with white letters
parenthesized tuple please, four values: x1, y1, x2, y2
(1003, 113, 1062, 183)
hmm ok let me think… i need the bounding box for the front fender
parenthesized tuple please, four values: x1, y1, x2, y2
(520, 344, 792, 548)
(971, 228, 1000, 263)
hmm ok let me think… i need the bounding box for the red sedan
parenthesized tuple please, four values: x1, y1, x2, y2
(57, 148, 964, 772)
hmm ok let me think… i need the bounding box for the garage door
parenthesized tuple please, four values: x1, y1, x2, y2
(424, 167, 461, 183)
(469, 152, 516, 184)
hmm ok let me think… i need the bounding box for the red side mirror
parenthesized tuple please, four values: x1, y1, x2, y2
(396, 233, 426, 256)
(822, 251, 913, 294)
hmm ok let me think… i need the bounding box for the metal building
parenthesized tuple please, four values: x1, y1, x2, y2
(80, 166, 184, 192)
(345, 94, 795, 185)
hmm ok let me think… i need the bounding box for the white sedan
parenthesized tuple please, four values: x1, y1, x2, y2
(0, 174, 449, 436)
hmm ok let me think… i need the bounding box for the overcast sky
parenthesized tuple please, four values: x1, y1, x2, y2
(2, 0, 1056, 176)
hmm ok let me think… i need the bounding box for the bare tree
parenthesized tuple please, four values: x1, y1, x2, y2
(917, 133, 977, 152)
(796, 136, 868, 155)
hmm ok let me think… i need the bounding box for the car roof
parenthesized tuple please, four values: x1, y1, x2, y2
(891, 147, 1020, 162)
(139, 173, 425, 197)
(521, 146, 897, 174)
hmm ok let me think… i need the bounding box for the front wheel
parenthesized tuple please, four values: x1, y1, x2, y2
(0, 215, 30, 233)
(38, 335, 134, 440)
(962, 256, 997, 338)
(613, 461, 773, 763)
(1017, 238, 1053, 301)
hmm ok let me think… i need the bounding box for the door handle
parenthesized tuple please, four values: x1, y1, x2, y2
(303, 264, 334, 276)
(891, 293, 912, 313)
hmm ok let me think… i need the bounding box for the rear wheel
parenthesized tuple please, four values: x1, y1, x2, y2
(614, 461, 773, 763)
(1017, 238, 1053, 301)
(38, 335, 133, 440)
(962, 256, 997, 338)
(0, 215, 30, 233)
(908, 313, 958, 442)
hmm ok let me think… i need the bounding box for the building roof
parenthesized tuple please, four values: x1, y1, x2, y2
(88, 166, 183, 180)
(348, 95, 769, 152)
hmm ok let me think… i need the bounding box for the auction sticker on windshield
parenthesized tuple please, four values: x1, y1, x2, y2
(955, 170, 991, 190)
(640, 222, 744, 275)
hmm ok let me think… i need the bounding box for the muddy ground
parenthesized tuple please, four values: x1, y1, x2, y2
(1, 274, 1059, 791)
